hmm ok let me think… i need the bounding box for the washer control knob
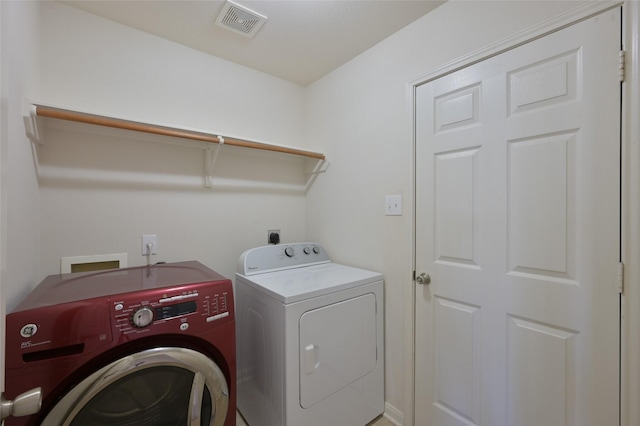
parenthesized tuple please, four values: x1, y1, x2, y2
(313, 246, 320, 254)
(131, 307, 154, 328)
(303, 247, 311, 255)
(284, 247, 295, 257)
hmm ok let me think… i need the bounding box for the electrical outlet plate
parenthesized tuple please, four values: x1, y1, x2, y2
(142, 234, 158, 255)
(268, 229, 281, 245)
(385, 195, 402, 216)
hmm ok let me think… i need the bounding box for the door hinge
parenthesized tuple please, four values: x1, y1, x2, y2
(617, 262, 624, 294)
(619, 50, 625, 83)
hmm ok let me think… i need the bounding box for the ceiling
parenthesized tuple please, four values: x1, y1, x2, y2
(61, 0, 445, 86)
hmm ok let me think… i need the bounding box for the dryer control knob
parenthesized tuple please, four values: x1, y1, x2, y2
(284, 247, 295, 257)
(131, 307, 154, 328)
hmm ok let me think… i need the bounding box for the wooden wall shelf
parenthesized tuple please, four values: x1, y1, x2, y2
(26, 104, 327, 189)
(32, 104, 326, 160)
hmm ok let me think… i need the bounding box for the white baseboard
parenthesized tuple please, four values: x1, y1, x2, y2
(384, 401, 404, 426)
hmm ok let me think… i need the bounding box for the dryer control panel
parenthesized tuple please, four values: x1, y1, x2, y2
(238, 242, 331, 276)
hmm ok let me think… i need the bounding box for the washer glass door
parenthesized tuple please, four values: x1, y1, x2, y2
(42, 347, 228, 426)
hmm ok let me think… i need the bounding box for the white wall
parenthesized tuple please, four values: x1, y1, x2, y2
(305, 1, 591, 422)
(1, 1, 41, 320)
(12, 1, 314, 312)
(0, 0, 42, 395)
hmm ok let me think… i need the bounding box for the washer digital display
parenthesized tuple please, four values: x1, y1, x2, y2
(155, 301, 197, 320)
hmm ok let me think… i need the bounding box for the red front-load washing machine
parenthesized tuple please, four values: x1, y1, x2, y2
(3, 261, 236, 426)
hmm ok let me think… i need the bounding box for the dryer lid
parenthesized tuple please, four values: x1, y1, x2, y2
(236, 262, 382, 304)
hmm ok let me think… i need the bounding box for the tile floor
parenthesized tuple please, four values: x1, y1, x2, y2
(236, 411, 395, 426)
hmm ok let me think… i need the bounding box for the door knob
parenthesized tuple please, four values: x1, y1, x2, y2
(416, 272, 431, 285)
(0, 387, 42, 420)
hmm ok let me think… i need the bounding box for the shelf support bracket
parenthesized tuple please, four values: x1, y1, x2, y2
(23, 103, 43, 145)
(305, 159, 330, 175)
(204, 136, 224, 188)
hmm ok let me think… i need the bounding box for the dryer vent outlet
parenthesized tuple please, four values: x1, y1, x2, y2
(268, 230, 280, 245)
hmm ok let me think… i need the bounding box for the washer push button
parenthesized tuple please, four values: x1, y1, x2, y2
(206, 311, 230, 323)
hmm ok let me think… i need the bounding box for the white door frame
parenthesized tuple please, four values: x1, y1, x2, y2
(0, 0, 5, 396)
(406, 2, 640, 425)
(620, 1, 640, 425)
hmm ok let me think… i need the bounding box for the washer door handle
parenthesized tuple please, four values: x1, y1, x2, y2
(1, 387, 42, 420)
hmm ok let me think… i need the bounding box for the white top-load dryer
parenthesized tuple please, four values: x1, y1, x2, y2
(235, 243, 384, 426)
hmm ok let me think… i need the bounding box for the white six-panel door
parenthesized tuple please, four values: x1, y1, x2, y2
(415, 7, 621, 426)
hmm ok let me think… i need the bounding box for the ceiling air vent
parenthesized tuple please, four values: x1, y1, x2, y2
(215, 0, 267, 38)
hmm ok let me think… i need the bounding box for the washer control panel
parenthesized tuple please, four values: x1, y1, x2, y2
(238, 242, 331, 275)
(112, 281, 233, 339)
